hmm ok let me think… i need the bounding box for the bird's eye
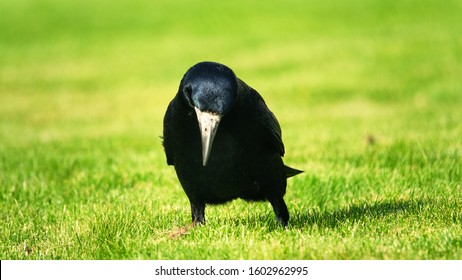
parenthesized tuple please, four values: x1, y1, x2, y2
(182, 85, 194, 107)
(184, 85, 192, 95)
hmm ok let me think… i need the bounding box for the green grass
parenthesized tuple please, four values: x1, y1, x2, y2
(1, 0, 461, 259)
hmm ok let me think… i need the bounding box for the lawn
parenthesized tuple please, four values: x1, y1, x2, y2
(0, 0, 461, 259)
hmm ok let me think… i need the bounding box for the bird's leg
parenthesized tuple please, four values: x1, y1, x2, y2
(190, 201, 206, 225)
(267, 196, 289, 227)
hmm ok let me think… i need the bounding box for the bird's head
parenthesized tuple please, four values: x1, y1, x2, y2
(180, 61, 239, 166)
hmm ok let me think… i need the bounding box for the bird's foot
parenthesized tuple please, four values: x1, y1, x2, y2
(276, 218, 289, 229)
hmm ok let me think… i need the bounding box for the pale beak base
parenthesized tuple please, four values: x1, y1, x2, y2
(194, 107, 222, 166)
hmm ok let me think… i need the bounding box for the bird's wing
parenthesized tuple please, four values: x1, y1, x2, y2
(163, 99, 176, 165)
(246, 85, 285, 157)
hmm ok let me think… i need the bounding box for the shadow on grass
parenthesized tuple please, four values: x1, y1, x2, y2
(289, 199, 428, 229)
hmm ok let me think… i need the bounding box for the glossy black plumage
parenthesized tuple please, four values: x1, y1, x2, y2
(163, 61, 302, 226)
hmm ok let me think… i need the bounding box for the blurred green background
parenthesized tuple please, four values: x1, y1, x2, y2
(1, 0, 461, 259)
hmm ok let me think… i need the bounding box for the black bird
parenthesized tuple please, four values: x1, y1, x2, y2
(163, 61, 302, 226)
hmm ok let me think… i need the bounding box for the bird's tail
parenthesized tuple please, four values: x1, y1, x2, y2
(284, 165, 304, 178)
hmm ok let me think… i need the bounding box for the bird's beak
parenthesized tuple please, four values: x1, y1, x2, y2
(194, 107, 222, 166)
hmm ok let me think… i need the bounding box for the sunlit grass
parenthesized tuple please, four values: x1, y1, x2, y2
(1, 0, 461, 259)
